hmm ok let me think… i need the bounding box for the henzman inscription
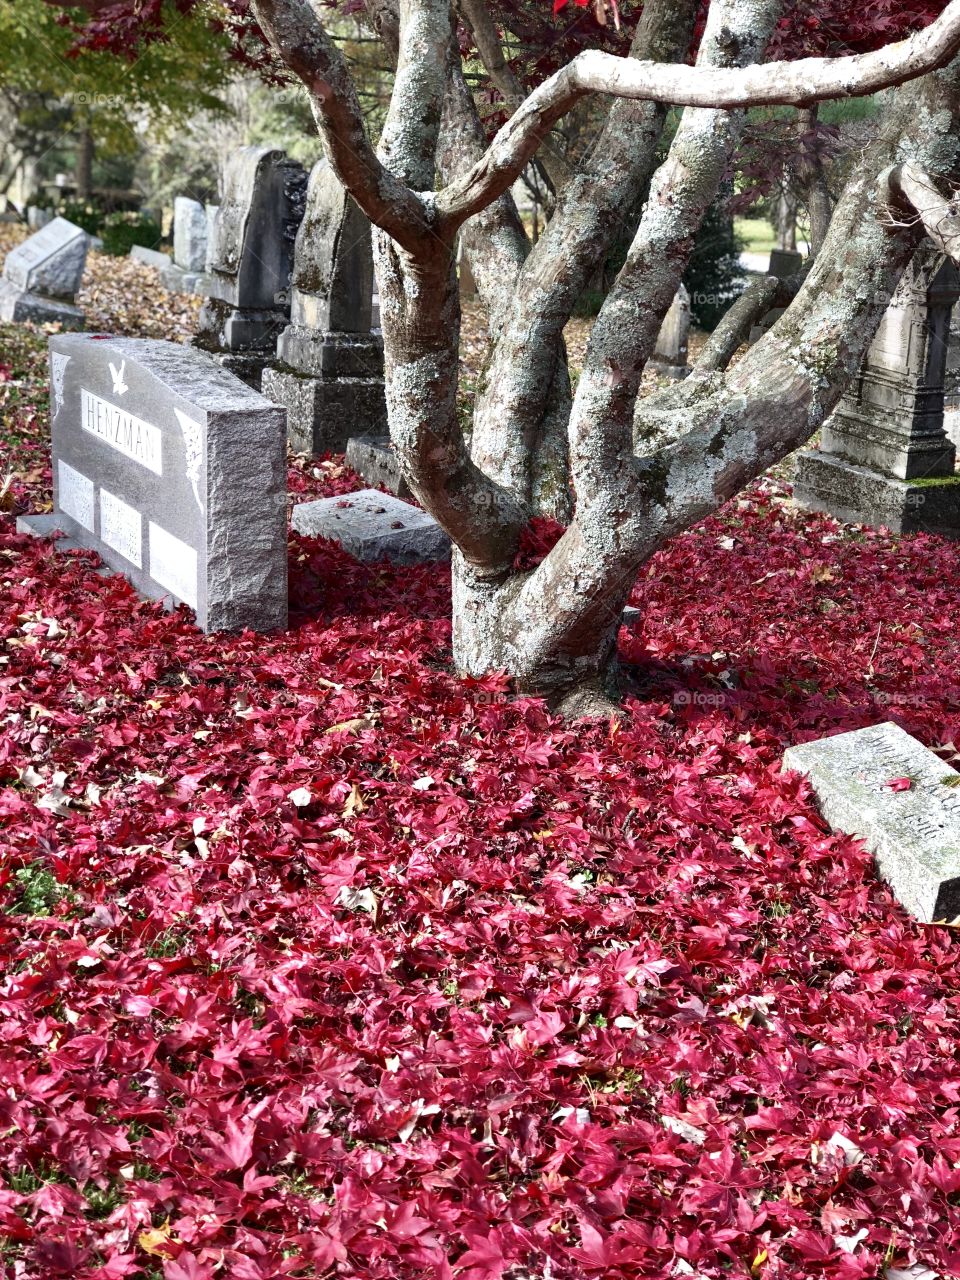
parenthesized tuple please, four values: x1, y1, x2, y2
(81, 389, 163, 474)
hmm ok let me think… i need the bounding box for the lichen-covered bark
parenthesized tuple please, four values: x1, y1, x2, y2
(466, 0, 697, 518)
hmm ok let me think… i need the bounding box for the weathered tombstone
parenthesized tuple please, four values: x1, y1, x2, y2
(261, 159, 387, 454)
(161, 196, 209, 294)
(130, 244, 171, 270)
(291, 489, 449, 564)
(345, 436, 411, 498)
(794, 247, 960, 536)
(17, 334, 288, 632)
(204, 203, 219, 271)
(0, 216, 88, 328)
(193, 146, 307, 390)
(27, 206, 53, 231)
(783, 721, 960, 924)
(649, 284, 691, 379)
(943, 305, 960, 450)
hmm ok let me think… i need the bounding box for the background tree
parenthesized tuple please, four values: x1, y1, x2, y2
(0, 0, 236, 202)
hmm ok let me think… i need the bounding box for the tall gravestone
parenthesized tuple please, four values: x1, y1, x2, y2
(0, 217, 88, 328)
(17, 334, 288, 632)
(161, 196, 209, 295)
(193, 147, 307, 390)
(262, 159, 387, 455)
(794, 247, 960, 536)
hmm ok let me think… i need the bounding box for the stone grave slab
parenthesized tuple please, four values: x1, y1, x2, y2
(291, 488, 449, 564)
(650, 284, 691, 380)
(0, 216, 87, 327)
(783, 721, 960, 924)
(19, 334, 288, 631)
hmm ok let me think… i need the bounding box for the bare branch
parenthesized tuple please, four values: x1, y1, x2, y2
(249, 0, 432, 252)
(437, 0, 960, 226)
(692, 274, 800, 376)
(459, 0, 571, 194)
(888, 161, 960, 263)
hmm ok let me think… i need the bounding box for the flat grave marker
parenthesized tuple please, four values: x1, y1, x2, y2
(291, 488, 449, 564)
(783, 721, 960, 924)
(18, 334, 288, 632)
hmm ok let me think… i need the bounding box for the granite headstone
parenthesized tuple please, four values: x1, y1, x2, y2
(18, 334, 288, 632)
(0, 216, 88, 328)
(291, 489, 449, 564)
(794, 247, 960, 536)
(161, 196, 209, 294)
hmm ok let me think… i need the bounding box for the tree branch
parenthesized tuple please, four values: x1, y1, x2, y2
(888, 161, 960, 263)
(436, 0, 960, 226)
(249, 0, 431, 252)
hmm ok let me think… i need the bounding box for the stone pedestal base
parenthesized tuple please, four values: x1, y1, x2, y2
(195, 297, 287, 352)
(261, 366, 387, 456)
(291, 488, 449, 564)
(278, 326, 383, 378)
(0, 281, 84, 329)
(793, 449, 960, 538)
(345, 436, 410, 497)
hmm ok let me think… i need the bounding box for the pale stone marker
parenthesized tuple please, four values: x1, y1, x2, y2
(130, 244, 171, 270)
(193, 146, 307, 389)
(161, 197, 209, 295)
(262, 158, 386, 454)
(17, 334, 288, 632)
(291, 489, 449, 564)
(650, 285, 691, 379)
(794, 247, 960, 536)
(0, 216, 88, 328)
(783, 721, 960, 924)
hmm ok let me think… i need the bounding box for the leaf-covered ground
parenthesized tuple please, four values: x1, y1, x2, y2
(2, 268, 960, 1280)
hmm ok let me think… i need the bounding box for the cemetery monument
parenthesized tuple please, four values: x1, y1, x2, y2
(18, 334, 288, 632)
(262, 158, 387, 454)
(193, 146, 307, 390)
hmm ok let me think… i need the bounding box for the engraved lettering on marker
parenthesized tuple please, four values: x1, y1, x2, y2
(149, 521, 198, 609)
(80, 388, 162, 474)
(57, 460, 94, 531)
(99, 487, 142, 568)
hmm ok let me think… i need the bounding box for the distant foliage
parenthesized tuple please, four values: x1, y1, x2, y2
(683, 203, 744, 331)
(99, 209, 163, 256)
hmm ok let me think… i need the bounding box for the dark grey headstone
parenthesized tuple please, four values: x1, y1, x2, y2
(23, 334, 288, 632)
(0, 217, 88, 327)
(784, 722, 960, 924)
(768, 248, 803, 279)
(264, 158, 386, 452)
(291, 488, 449, 563)
(193, 147, 307, 388)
